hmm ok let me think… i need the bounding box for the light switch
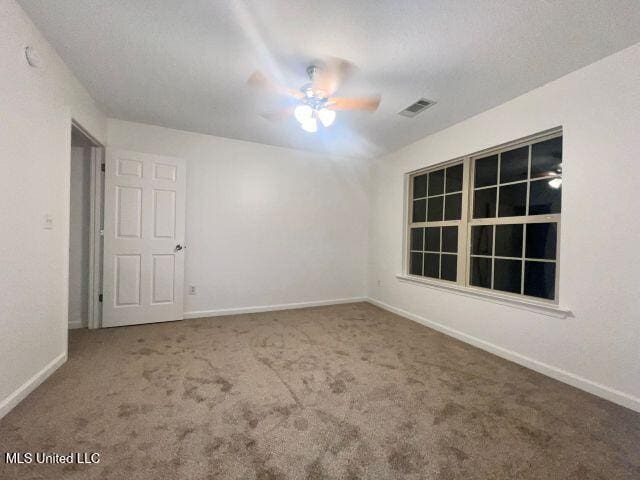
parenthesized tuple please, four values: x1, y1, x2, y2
(43, 214, 53, 230)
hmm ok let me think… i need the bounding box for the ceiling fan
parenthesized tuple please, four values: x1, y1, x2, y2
(248, 57, 381, 133)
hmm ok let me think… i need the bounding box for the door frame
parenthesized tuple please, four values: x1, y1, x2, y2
(70, 120, 104, 329)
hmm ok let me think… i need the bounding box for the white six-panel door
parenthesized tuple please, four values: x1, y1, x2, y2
(102, 149, 186, 327)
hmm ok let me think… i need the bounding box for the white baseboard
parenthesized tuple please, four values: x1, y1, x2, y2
(68, 320, 86, 330)
(184, 297, 367, 319)
(0, 352, 67, 420)
(367, 297, 640, 413)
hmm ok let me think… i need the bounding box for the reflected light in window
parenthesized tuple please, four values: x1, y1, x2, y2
(548, 178, 562, 189)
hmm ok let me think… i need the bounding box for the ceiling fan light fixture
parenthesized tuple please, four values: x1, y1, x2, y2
(300, 117, 318, 133)
(317, 108, 336, 127)
(294, 104, 313, 124)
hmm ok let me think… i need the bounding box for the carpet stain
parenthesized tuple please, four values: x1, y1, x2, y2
(242, 407, 260, 429)
(117, 403, 154, 418)
(433, 402, 465, 426)
(516, 424, 554, 446)
(567, 465, 608, 480)
(294, 417, 309, 431)
(203, 437, 225, 456)
(329, 378, 346, 394)
(142, 367, 159, 381)
(256, 466, 286, 480)
(135, 347, 162, 356)
(305, 458, 328, 480)
(215, 376, 233, 392)
(73, 416, 89, 430)
(388, 444, 424, 474)
(272, 405, 293, 417)
(439, 442, 469, 462)
(176, 426, 196, 441)
(182, 385, 206, 403)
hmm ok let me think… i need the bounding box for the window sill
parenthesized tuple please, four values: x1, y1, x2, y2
(395, 274, 572, 318)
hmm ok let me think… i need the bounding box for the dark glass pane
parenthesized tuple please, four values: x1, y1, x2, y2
(427, 196, 444, 222)
(500, 146, 529, 183)
(410, 227, 424, 251)
(474, 154, 498, 187)
(498, 182, 527, 217)
(425, 227, 440, 252)
(413, 174, 428, 198)
(531, 137, 562, 179)
(441, 254, 457, 281)
(495, 224, 523, 258)
(471, 225, 493, 256)
(524, 261, 556, 300)
(424, 253, 440, 278)
(473, 187, 497, 218)
(446, 164, 463, 193)
(444, 193, 462, 220)
(529, 179, 561, 215)
(494, 259, 522, 294)
(470, 257, 492, 288)
(442, 226, 458, 253)
(409, 252, 423, 276)
(526, 223, 557, 260)
(412, 199, 426, 222)
(428, 169, 445, 196)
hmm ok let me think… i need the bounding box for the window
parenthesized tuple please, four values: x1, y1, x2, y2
(409, 163, 463, 282)
(406, 130, 562, 303)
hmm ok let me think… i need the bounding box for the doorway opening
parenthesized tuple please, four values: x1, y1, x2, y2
(69, 122, 104, 329)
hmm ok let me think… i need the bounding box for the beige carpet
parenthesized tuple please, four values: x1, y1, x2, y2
(1, 302, 638, 479)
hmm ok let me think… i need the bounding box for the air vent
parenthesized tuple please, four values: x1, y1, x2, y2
(398, 98, 436, 117)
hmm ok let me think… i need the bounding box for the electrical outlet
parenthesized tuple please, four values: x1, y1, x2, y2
(377, 280, 382, 287)
(188, 285, 197, 295)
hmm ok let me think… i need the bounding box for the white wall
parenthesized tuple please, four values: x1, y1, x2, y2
(0, 0, 106, 417)
(68, 146, 91, 329)
(107, 120, 369, 315)
(368, 43, 640, 411)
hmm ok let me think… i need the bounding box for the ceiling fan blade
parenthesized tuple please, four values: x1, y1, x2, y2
(327, 96, 381, 111)
(247, 70, 303, 99)
(312, 57, 355, 96)
(260, 106, 295, 122)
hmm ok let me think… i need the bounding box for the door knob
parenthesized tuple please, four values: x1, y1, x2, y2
(174, 244, 184, 252)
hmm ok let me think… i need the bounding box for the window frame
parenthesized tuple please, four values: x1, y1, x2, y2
(404, 127, 562, 305)
(407, 157, 470, 286)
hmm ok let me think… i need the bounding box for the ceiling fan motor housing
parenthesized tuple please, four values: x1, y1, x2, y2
(306, 65, 321, 81)
(301, 65, 328, 105)
(300, 87, 328, 110)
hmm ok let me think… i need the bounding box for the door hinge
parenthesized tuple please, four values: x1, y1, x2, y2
(101, 163, 105, 172)
(98, 294, 103, 302)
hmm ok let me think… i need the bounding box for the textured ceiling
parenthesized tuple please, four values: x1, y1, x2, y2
(18, 0, 640, 157)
